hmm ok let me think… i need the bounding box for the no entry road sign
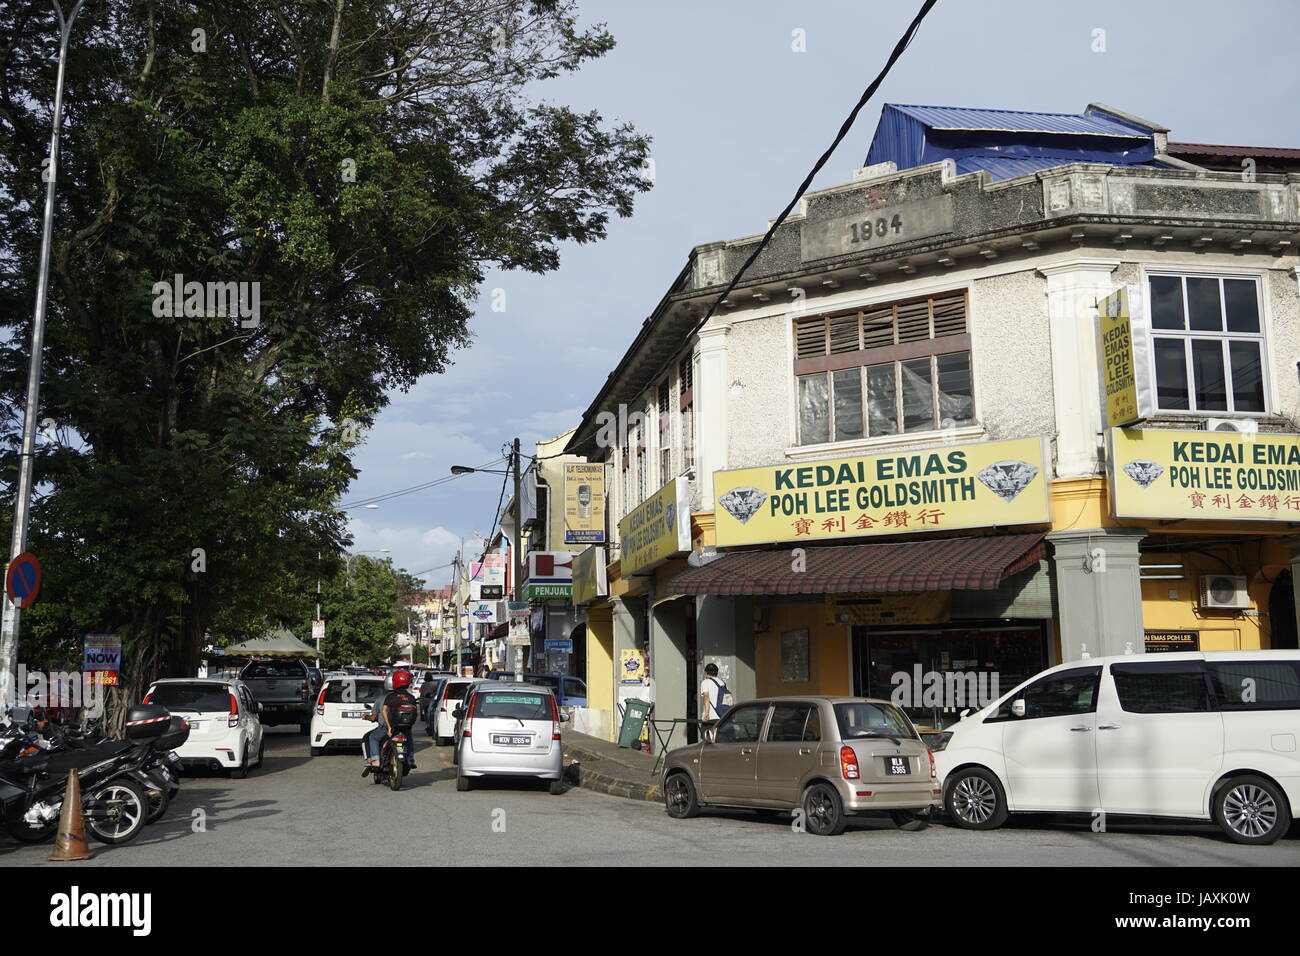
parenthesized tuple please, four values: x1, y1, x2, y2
(5, 552, 42, 609)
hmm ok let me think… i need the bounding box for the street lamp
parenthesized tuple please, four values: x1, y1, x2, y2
(450, 437, 524, 605)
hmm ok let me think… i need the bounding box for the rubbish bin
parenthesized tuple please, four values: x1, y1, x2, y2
(617, 698, 651, 749)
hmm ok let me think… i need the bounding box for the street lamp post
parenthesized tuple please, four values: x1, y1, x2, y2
(0, 0, 85, 711)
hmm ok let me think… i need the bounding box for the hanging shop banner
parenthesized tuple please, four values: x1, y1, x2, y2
(825, 592, 952, 626)
(470, 553, 506, 587)
(1097, 286, 1153, 428)
(467, 601, 501, 624)
(507, 601, 530, 647)
(618, 477, 692, 575)
(572, 546, 609, 605)
(564, 463, 607, 545)
(1110, 428, 1300, 521)
(713, 437, 1049, 547)
(83, 634, 122, 687)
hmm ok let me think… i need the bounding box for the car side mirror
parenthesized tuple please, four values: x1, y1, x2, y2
(256, 702, 264, 712)
(958, 708, 971, 720)
(1011, 699, 1026, 718)
(703, 728, 717, 744)
(559, 713, 571, 723)
(452, 707, 464, 719)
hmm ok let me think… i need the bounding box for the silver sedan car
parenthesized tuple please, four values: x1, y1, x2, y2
(661, 696, 941, 836)
(453, 682, 570, 794)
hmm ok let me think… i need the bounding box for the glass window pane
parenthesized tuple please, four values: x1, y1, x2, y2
(832, 368, 863, 442)
(901, 357, 934, 433)
(865, 363, 897, 437)
(935, 351, 973, 426)
(1186, 276, 1223, 332)
(1153, 338, 1189, 410)
(798, 373, 829, 445)
(1229, 340, 1265, 412)
(1149, 275, 1185, 330)
(1224, 279, 1261, 333)
(767, 704, 813, 742)
(1112, 663, 1211, 714)
(1191, 339, 1228, 410)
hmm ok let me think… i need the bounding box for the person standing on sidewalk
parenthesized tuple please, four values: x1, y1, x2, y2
(699, 663, 730, 727)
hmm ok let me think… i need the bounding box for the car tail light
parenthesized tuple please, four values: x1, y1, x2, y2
(462, 693, 477, 738)
(228, 692, 240, 728)
(928, 749, 936, 779)
(840, 745, 860, 780)
(551, 695, 561, 741)
(315, 686, 327, 716)
(142, 692, 153, 704)
(299, 681, 308, 701)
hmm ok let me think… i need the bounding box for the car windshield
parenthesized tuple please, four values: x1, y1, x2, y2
(474, 692, 552, 720)
(149, 684, 230, 713)
(834, 702, 917, 740)
(323, 680, 384, 704)
(241, 660, 304, 679)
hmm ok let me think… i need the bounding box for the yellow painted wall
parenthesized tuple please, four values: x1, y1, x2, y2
(584, 604, 615, 714)
(753, 603, 852, 698)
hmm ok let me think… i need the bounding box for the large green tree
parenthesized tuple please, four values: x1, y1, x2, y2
(0, 0, 649, 722)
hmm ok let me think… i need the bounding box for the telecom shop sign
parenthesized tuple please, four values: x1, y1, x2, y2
(1110, 428, 1300, 521)
(83, 635, 122, 687)
(563, 462, 606, 544)
(618, 477, 692, 575)
(1096, 286, 1153, 428)
(713, 437, 1049, 547)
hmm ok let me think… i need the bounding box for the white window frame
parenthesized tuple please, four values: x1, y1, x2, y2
(1143, 268, 1273, 417)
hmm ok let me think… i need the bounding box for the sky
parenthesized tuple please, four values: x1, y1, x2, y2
(342, 0, 1300, 587)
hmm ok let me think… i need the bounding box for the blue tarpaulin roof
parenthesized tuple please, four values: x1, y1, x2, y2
(865, 103, 1163, 182)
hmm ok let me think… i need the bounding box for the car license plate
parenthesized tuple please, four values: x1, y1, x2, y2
(342, 711, 364, 719)
(491, 734, 531, 746)
(885, 756, 910, 775)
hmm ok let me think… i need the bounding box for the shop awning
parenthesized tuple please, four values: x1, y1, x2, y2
(667, 533, 1046, 596)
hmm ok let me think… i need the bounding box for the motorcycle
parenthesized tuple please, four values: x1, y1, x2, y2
(369, 730, 414, 791)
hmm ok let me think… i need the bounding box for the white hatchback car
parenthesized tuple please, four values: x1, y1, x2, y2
(936, 650, 1300, 844)
(144, 678, 265, 778)
(431, 678, 476, 746)
(310, 675, 387, 755)
(454, 682, 569, 794)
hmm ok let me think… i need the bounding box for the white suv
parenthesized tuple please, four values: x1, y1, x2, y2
(144, 678, 265, 778)
(310, 676, 387, 755)
(936, 650, 1300, 844)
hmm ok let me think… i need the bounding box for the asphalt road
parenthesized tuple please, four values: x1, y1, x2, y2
(3, 727, 1298, 866)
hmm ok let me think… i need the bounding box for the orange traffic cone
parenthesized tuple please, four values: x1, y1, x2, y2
(47, 770, 94, 862)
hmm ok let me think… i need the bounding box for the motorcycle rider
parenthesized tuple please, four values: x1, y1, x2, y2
(362, 670, 417, 775)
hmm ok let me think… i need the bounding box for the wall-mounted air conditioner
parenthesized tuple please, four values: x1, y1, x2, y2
(1205, 418, 1258, 435)
(1199, 574, 1250, 610)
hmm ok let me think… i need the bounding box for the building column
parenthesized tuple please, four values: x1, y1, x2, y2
(649, 597, 688, 753)
(1048, 528, 1147, 661)
(1038, 260, 1119, 479)
(695, 323, 730, 509)
(695, 595, 756, 703)
(611, 594, 647, 720)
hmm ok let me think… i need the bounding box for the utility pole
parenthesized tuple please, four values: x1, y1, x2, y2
(512, 437, 523, 604)
(1, 0, 85, 711)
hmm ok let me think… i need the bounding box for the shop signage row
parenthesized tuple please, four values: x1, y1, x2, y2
(618, 477, 692, 575)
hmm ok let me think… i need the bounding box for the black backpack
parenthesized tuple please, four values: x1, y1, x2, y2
(388, 690, 418, 728)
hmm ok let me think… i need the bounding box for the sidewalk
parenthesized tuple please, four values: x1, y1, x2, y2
(562, 731, 663, 802)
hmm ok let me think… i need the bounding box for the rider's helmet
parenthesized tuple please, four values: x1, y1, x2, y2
(391, 670, 412, 691)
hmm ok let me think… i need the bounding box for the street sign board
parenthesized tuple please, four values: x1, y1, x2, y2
(312, 619, 325, 642)
(83, 634, 122, 686)
(544, 639, 573, 654)
(5, 551, 42, 609)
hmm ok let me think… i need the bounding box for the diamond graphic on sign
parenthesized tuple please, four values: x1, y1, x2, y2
(719, 487, 768, 524)
(976, 460, 1038, 502)
(1122, 459, 1163, 489)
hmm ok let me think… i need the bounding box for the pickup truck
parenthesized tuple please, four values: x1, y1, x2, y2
(238, 658, 318, 733)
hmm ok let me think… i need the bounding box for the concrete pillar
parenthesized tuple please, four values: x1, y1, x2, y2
(695, 323, 730, 509)
(650, 598, 688, 752)
(696, 595, 756, 703)
(1038, 260, 1119, 479)
(611, 595, 647, 713)
(1048, 528, 1147, 661)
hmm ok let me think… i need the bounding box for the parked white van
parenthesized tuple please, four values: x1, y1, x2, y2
(935, 651, 1300, 844)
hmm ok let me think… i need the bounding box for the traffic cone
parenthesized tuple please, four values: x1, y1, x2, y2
(47, 770, 93, 862)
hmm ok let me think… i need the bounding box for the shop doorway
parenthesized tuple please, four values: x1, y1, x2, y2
(852, 622, 1048, 731)
(1269, 570, 1298, 649)
(685, 599, 699, 743)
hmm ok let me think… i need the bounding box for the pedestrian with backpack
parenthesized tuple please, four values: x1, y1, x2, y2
(700, 662, 733, 726)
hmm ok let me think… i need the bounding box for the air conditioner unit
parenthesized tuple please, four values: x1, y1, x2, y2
(1199, 574, 1250, 610)
(1205, 418, 1258, 435)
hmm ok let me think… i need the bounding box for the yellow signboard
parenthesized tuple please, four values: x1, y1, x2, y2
(713, 437, 1049, 547)
(1099, 288, 1141, 427)
(1111, 428, 1300, 520)
(564, 462, 606, 545)
(618, 477, 691, 575)
(826, 592, 952, 626)
(572, 546, 608, 605)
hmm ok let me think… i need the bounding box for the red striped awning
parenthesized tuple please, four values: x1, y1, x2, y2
(667, 533, 1045, 596)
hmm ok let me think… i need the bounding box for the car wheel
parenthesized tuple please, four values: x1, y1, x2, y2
(298, 721, 311, 736)
(310, 746, 324, 757)
(456, 773, 472, 792)
(801, 782, 847, 836)
(256, 740, 265, 768)
(945, 768, 1008, 830)
(85, 780, 147, 845)
(230, 743, 250, 779)
(664, 771, 700, 819)
(890, 808, 930, 832)
(549, 779, 565, 796)
(1215, 775, 1291, 845)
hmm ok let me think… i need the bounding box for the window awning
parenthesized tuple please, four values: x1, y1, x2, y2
(666, 533, 1046, 596)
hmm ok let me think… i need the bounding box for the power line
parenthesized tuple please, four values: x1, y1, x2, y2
(622, 0, 940, 424)
(338, 455, 507, 509)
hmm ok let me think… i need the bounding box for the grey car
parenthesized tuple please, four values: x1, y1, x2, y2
(661, 696, 941, 836)
(452, 682, 569, 794)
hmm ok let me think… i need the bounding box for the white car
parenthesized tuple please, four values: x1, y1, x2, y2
(936, 650, 1300, 844)
(310, 675, 387, 755)
(454, 682, 568, 793)
(144, 678, 265, 778)
(431, 677, 476, 746)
